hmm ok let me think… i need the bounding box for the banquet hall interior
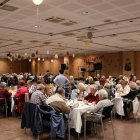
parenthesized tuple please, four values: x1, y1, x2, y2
(0, 0, 140, 140)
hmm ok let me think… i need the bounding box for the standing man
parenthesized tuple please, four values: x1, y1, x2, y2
(54, 69, 70, 98)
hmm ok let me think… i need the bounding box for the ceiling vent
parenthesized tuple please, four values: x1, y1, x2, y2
(0, 4, 18, 11)
(121, 39, 138, 43)
(44, 17, 65, 23)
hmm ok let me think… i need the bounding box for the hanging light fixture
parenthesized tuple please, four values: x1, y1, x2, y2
(32, 0, 43, 5)
(51, 59, 54, 63)
(42, 58, 45, 61)
(38, 57, 40, 61)
(72, 53, 75, 58)
(54, 54, 58, 59)
(29, 59, 32, 62)
(32, 0, 44, 16)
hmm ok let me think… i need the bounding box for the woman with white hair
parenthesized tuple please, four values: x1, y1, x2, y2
(71, 82, 88, 100)
(84, 84, 99, 104)
(115, 79, 130, 97)
(122, 82, 138, 118)
(89, 89, 113, 114)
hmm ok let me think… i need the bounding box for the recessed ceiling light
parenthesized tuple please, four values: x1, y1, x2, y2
(34, 25, 40, 28)
(82, 11, 89, 15)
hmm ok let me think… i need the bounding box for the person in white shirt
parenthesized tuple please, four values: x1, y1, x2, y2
(115, 79, 130, 97)
(53, 69, 70, 97)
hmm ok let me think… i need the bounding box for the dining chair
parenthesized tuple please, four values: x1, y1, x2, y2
(0, 98, 7, 118)
(84, 104, 115, 140)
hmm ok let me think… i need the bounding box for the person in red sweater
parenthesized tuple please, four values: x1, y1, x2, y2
(0, 82, 12, 116)
(14, 80, 29, 114)
(84, 84, 99, 104)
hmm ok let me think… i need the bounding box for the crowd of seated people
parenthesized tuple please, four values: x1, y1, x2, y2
(0, 71, 140, 139)
(0, 70, 140, 120)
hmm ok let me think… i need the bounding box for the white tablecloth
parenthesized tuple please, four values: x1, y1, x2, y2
(9, 90, 16, 112)
(69, 101, 92, 133)
(112, 97, 125, 116)
(133, 97, 140, 118)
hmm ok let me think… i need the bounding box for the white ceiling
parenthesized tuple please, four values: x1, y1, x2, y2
(0, 0, 140, 59)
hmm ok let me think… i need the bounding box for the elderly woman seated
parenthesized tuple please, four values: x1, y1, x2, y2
(103, 82, 115, 100)
(122, 83, 139, 118)
(82, 89, 113, 133)
(71, 82, 88, 100)
(89, 89, 113, 114)
(84, 84, 99, 104)
(115, 79, 130, 97)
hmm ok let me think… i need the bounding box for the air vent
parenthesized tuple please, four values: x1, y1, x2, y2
(0, 0, 10, 7)
(121, 39, 138, 43)
(30, 40, 39, 43)
(61, 21, 78, 26)
(62, 32, 75, 36)
(86, 27, 97, 31)
(43, 41, 52, 45)
(77, 36, 86, 39)
(104, 19, 112, 23)
(0, 4, 18, 11)
(44, 17, 65, 23)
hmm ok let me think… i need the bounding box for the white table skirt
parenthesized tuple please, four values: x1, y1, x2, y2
(69, 102, 92, 133)
(112, 97, 125, 116)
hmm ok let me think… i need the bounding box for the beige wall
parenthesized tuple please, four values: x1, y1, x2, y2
(69, 53, 122, 78)
(0, 59, 31, 74)
(31, 58, 63, 75)
(122, 52, 135, 77)
(1, 51, 140, 79)
(135, 51, 140, 79)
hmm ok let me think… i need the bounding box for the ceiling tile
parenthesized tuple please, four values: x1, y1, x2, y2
(48, 0, 69, 6)
(123, 4, 140, 13)
(111, 0, 136, 7)
(92, 2, 115, 11)
(104, 9, 126, 16)
(89, 13, 107, 20)
(77, 0, 103, 6)
(60, 2, 84, 11)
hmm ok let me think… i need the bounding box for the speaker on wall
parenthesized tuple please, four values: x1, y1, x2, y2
(94, 62, 102, 70)
(61, 64, 68, 70)
(81, 68, 86, 72)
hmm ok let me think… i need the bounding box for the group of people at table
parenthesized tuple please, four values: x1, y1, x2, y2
(0, 70, 140, 134)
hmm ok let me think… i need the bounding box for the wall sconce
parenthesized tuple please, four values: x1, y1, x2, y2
(51, 59, 54, 63)
(38, 57, 40, 61)
(29, 59, 31, 62)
